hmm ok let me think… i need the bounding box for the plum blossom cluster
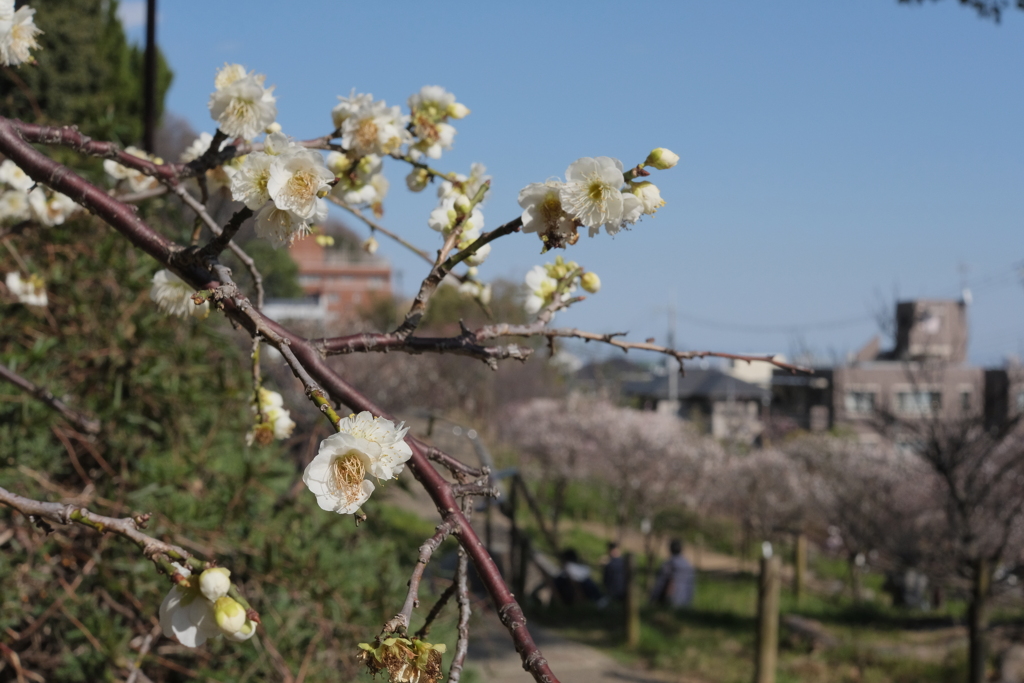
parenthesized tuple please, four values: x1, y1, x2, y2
(523, 256, 599, 316)
(302, 411, 412, 515)
(0, 0, 41, 67)
(160, 565, 256, 647)
(103, 147, 163, 194)
(519, 148, 677, 250)
(328, 151, 389, 217)
(149, 269, 210, 319)
(208, 63, 277, 140)
(5, 271, 46, 306)
(428, 163, 491, 265)
(0, 159, 78, 226)
(358, 635, 447, 683)
(407, 85, 469, 161)
(230, 132, 333, 247)
(180, 132, 238, 190)
(247, 388, 296, 446)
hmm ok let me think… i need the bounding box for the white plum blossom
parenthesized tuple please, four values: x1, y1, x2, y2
(524, 265, 557, 315)
(331, 89, 374, 130)
(406, 168, 429, 192)
(0, 159, 34, 191)
(427, 195, 483, 238)
(208, 63, 277, 140)
(629, 181, 665, 215)
(213, 597, 255, 641)
(0, 189, 30, 222)
(645, 147, 679, 170)
(254, 199, 325, 248)
(266, 149, 334, 218)
(248, 388, 296, 445)
(580, 272, 601, 293)
(159, 564, 221, 648)
(330, 153, 386, 207)
(0, 2, 42, 67)
(340, 98, 410, 157)
(559, 156, 640, 237)
(407, 86, 467, 160)
(230, 153, 273, 210)
(103, 147, 162, 193)
(362, 236, 379, 255)
(438, 163, 490, 203)
(5, 271, 46, 306)
(199, 568, 231, 602)
(180, 132, 235, 189)
(302, 411, 412, 515)
(150, 269, 209, 319)
(27, 188, 77, 226)
(518, 180, 577, 249)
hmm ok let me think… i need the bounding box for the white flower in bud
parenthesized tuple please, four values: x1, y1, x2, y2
(224, 619, 257, 642)
(560, 157, 631, 237)
(406, 168, 429, 192)
(438, 163, 490, 203)
(209, 65, 277, 140)
(0, 5, 42, 67)
(363, 236, 379, 255)
(213, 596, 247, 635)
(150, 270, 209, 319)
(0, 189, 30, 222)
(341, 99, 411, 156)
(265, 121, 282, 134)
(619, 192, 643, 228)
(630, 181, 665, 215)
(408, 85, 456, 116)
(303, 412, 412, 514)
(644, 147, 679, 170)
(199, 568, 232, 602)
(326, 151, 353, 175)
(263, 131, 293, 156)
(447, 102, 470, 119)
(465, 242, 490, 267)
(332, 89, 374, 130)
(459, 280, 491, 305)
(581, 272, 601, 294)
(453, 193, 472, 214)
(330, 154, 384, 207)
(159, 564, 220, 648)
(5, 271, 46, 306)
(428, 197, 458, 233)
(0, 159, 34, 191)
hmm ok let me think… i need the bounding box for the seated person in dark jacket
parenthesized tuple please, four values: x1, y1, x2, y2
(554, 548, 602, 605)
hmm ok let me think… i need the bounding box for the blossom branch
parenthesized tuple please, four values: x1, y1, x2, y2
(314, 331, 531, 368)
(0, 118, 560, 683)
(382, 521, 455, 635)
(0, 363, 100, 435)
(448, 494, 475, 683)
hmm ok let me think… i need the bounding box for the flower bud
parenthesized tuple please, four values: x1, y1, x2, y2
(264, 122, 282, 134)
(466, 243, 491, 267)
(225, 619, 257, 642)
(214, 596, 247, 635)
(447, 102, 470, 119)
(453, 194, 472, 215)
(315, 234, 335, 247)
(406, 168, 429, 192)
(581, 272, 601, 294)
(630, 181, 665, 215)
(362, 236, 379, 255)
(644, 148, 679, 170)
(327, 151, 353, 175)
(199, 567, 232, 602)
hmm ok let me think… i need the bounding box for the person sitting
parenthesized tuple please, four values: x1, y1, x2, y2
(554, 548, 602, 605)
(650, 538, 695, 608)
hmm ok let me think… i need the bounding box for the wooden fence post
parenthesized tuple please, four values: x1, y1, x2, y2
(625, 552, 641, 648)
(754, 550, 781, 683)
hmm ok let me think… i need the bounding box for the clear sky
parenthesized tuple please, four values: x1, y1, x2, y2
(120, 1, 1024, 367)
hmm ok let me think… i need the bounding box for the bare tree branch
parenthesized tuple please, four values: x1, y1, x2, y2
(0, 363, 100, 434)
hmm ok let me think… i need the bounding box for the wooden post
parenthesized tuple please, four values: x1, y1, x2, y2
(625, 552, 641, 648)
(793, 532, 807, 603)
(754, 553, 781, 683)
(516, 535, 530, 602)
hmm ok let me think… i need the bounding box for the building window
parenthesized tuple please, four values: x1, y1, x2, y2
(960, 391, 970, 412)
(298, 275, 320, 286)
(845, 391, 876, 415)
(896, 391, 941, 415)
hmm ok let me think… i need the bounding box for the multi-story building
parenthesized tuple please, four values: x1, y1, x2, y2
(261, 226, 392, 326)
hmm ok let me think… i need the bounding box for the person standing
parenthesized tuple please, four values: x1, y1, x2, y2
(602, 542, 628, 601)
(650, 539, 695, 608)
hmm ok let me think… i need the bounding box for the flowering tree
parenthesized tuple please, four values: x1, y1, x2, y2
(0, 8, 804, 682)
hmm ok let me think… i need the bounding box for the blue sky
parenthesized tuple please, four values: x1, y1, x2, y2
(120, 1, 1024, 366)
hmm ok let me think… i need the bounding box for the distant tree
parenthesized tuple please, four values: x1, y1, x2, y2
(898, 0, 1024, 22)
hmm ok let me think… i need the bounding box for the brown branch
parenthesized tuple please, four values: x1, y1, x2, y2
(413, 582, 457, 639)
(0, 117, 560, 683)
(448, 495, 475, 683)
(418, 442, 486, 479)
(382, 521, 455, 634)
(0, 363, 100, 434)
(314, 331, 531, 368)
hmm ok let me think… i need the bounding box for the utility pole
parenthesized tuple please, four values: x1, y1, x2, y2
(142, 0, 157, 152)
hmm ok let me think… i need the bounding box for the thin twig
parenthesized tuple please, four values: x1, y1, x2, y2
(382, 521, 455, 634)
(414, 582, 457, 639)
(329, 197, 433, 264)
(0, 364, 100, 434)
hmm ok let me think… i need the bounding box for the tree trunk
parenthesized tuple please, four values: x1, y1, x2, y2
(754, 555, 782, 683)
(624, 553, 641, 648)
(968, 557, 990, 683)
(793, 532, 807, 603)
